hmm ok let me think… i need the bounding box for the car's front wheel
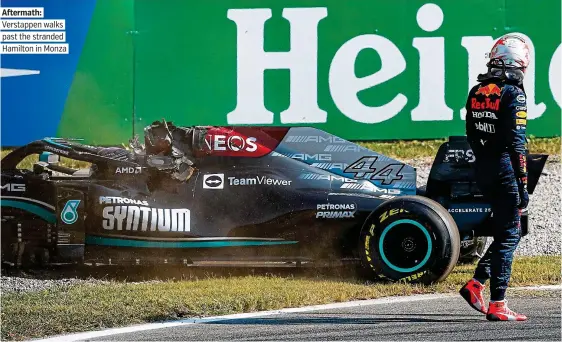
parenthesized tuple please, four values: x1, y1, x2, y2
(358, 196, 460, 284)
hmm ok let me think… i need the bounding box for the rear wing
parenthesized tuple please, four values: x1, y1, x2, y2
(427, 136, 548, 195)
(526, 153, 548, 194)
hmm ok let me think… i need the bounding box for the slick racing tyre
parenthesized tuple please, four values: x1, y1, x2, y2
(359, 196, 460, 284)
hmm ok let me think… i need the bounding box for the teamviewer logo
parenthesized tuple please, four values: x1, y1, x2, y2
(203, 174, 224, 189)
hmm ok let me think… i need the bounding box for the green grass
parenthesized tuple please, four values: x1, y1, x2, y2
(1, 256, 560, 341)
(1, 138, 560, 340)
(2, 137, 559, 166)
(0, 149, 91, 170)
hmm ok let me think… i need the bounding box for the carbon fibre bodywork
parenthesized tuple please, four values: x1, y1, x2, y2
(0, 127, 547, 267)
(1, 127, 414, 265)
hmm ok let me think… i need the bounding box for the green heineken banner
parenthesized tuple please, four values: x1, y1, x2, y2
(3, 0, 560, 146)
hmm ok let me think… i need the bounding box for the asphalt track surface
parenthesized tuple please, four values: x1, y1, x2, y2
(87, 293, 560, 341)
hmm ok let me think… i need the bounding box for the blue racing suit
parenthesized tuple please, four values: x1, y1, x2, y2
(465, 78, 528, 301)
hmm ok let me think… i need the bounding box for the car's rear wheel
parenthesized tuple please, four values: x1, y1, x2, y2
(358, 196, 460, 284)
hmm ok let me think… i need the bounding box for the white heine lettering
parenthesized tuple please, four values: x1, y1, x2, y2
(412, 3, 450, 121)
(549, 44, 561, 107)
(102, 207, 114, 230)
(329, 34, 407, 123)
(412, 39, 452, 121)
(113, 206, 127, 231)
(224, 6, 557, 127)
(125, 206, 140, 231)
(226, 7, 328, 124)
(516, 32, 545, 119)
(461, 36, 493, 120)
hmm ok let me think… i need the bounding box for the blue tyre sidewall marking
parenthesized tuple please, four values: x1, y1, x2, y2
(378, 218, 433, 273)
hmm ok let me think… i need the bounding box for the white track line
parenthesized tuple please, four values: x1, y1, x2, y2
(511, 284, 562, 291)
(32, 293, 455, 342)
(31, 284, 561, 342)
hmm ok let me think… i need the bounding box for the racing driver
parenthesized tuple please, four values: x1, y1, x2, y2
(460, 34, 530, 321)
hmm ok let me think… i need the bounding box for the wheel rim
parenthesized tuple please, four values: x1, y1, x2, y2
(379, 219, 432, 273)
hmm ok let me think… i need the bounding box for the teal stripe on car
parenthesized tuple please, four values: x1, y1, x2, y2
(86, 236, 299, 248)
(43, 137, 69, 148)
(0, 200, 56, 223)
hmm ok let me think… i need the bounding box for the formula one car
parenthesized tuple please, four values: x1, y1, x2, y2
(0, 121, 548, 284)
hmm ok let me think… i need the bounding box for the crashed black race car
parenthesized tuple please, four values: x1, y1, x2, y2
(0, 121, 548, 284)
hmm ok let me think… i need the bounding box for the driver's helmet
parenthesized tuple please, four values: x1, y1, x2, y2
(478, 34, 530, 84)
(144, 120, 174, 155)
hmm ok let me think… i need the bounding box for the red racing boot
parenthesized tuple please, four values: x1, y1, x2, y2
(459, 279, 487, 314)
(486, 300, 528, 321)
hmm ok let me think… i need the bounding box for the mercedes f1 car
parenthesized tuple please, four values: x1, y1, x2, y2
(0, 121, 548, 284)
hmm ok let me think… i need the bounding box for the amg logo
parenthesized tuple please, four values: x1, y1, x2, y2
(472, 111, 498, 119)
(340, 182, 401, 194)
(272, 152, 332, 161)
(285, 136, 346, 144)
(102, 206, 190, 232)
(310, 162, 348, 170)
(1, 183, 25, 192)
(474, 122, 496, 133)
(290, 153, 331, 161)
(324, 145, 368, 153)
(115, 167, 142, 174)
(299, 173, 347, 182)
